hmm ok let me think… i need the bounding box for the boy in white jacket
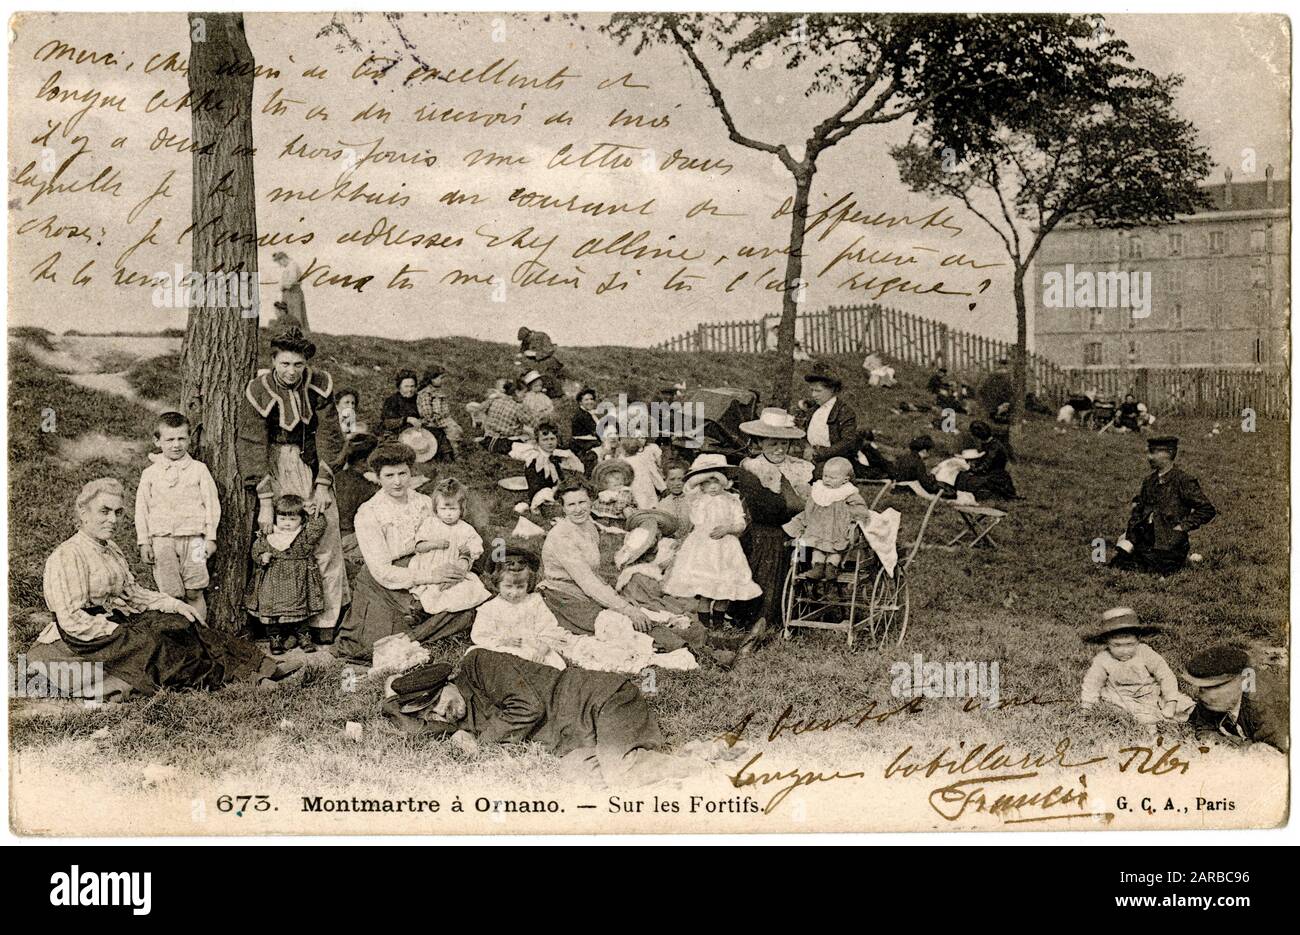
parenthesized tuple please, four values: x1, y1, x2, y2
(136, 412, 220, 621)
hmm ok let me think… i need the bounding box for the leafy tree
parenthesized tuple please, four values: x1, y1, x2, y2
(892, 21, 1211, 431)
(607, 12, 1114, 405)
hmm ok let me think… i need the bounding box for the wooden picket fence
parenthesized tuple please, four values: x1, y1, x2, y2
(1061, 367, 1290, 420)
(652, 303, 1289, 418)
(654, 303, 1070, 392)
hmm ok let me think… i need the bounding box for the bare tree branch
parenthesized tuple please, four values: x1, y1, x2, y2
(670, 24, 800, 173)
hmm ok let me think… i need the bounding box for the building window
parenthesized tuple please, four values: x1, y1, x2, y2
(1084, 342, 1103, 366)
(1253, 338, 1264, 364)
(1089, 308, 1104, 331)
(1209, 230, 1228, 254)
(1126, 235, 1143, 259)
(1208, 265, 1225, 292)
(1168, 233, 1183, 256)
(1250, 229, 1266, 254)
(1169, 340, 1181, 367)
(1173, 303, 1183, 329)
(1128, 341, 1138, 364)
(1165, 270, 1183, 293)
(1251, 262, 1267, 288)
(1210, 337, 1221, 364)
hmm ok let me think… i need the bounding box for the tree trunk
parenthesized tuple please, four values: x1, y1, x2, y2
(773, 167, 814, 407)
(1010, 264, 1028, 445)
(180, 13, 260, 632)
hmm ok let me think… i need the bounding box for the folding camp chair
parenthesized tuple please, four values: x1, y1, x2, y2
(946, 503, 1007, 549)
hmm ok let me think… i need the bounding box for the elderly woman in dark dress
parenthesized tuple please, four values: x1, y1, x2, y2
(26, 479, 294, 700)
(334, 443, 490, 661)
(236, 326, 348, 643)
(379, 369, 422, 438)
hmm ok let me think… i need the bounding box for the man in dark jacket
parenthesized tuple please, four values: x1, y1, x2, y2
(1110, 436, 1216, 575)
(387, 651, 669, 780)
(1181, 646, 1286, 752)
(891, 435, 953, 497)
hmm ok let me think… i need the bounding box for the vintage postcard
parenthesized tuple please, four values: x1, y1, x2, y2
(6, 9, 1290, 836)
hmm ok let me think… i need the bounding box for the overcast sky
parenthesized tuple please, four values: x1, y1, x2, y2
(7, 12, 1289, 346)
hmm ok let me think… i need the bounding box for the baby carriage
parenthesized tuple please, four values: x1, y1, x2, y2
(780, 481, 941, 649)
(668, 387, 761, 456)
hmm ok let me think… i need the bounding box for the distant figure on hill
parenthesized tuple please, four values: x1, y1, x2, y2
(272, 251, 308, 334)
(517, 326, 565, 397)
(976, 358, 1013, 419)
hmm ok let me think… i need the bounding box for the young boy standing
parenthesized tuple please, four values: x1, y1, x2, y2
(136, 411, 220, 621)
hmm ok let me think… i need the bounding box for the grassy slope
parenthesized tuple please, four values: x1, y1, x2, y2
(8, 329, 1290, 792)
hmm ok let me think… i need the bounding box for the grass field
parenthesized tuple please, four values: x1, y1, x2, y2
(7, 327, 1290, 829)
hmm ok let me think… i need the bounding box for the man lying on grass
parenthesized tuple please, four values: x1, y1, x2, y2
(382, 650, 699, 786)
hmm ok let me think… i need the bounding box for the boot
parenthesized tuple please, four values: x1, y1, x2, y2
(803, 562, 826, 581)
(312, 626, 336, 645)
(268, 625, 286, 656)
(296, 624, 318, 653)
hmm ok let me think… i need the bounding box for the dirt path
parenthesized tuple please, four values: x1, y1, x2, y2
(20, 334, 180, 411)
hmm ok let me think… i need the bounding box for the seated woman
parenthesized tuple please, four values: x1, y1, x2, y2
(26, 478, 294, 700)
(378, 369, 422, 438)
(955, 420, 1017, 501)
(539, 480, 704, 654)
(570, 387, 603, 475)
(890, 435, 955, 498)
(852, 429, 893, 480)
(334, 443, 479, 661)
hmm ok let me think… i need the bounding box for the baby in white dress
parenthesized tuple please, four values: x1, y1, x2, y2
(408, 479, 491, 615)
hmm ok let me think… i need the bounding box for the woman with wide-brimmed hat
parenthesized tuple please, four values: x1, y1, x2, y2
(728, 407, 814, 654)
(236, 326, 349, 643)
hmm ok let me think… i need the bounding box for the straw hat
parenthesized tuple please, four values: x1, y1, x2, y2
(1084, 607, 1161, 643)
(592, 458, 634, 490)
(740, 407, 805, 440)
(398, 427, 438, 463)
(684, 453, 737, 490)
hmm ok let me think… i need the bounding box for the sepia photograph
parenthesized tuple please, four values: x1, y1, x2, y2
(4, 5, 1291, 839)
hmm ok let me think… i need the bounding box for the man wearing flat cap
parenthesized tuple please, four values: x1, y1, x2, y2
(385, 649, 670, 780)
(1110, 436, 1216, 575)
(1181, 646, 1286, 752)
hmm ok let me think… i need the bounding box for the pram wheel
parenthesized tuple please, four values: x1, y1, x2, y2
(868, 566, 910, 647)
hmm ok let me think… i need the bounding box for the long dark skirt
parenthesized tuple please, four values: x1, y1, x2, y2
(335, 564, 476, 661)
(731, 522, 789, 628)
(30, 610, 273, 699)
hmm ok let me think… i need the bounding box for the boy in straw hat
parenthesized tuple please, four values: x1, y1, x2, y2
(1080, 608, 1193, 725)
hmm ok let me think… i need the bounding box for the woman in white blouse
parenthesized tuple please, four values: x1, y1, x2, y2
(334, 443, 484, 660)
(27, 478, 291, 699)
